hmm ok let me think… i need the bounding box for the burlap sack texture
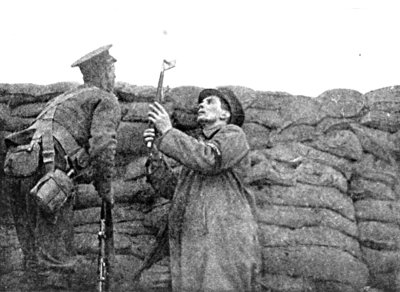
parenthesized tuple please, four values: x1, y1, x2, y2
(2, 82, 400, 292)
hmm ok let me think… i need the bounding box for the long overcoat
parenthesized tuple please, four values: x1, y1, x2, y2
(151, 123, 260, 292)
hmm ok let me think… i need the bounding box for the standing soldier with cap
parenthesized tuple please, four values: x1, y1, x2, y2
(143, 88, 260, 291)
(3, 44, 121, 291)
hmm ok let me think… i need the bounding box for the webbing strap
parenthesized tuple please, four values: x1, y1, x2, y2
(31, 106, 57, 172)
(52, 123, 82, 159)
(41, 129, 55, 172)
(35, 87, 94, 121)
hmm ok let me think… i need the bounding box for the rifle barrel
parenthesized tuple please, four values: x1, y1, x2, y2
(98, 200, 110, 292)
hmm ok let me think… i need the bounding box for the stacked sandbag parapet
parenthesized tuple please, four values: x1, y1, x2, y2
(349, 86, 400, 292)
(244, 88, 369, 291)
(243, 86, 400, 292)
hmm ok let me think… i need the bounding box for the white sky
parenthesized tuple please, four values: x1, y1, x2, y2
(1, 0, 400, 97)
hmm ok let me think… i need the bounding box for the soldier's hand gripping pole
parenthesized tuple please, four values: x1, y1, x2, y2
(146, 59, 176, 150)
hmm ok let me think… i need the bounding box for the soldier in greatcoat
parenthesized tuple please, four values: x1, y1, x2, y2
(4, 44, 121, 290)
(144, 88, 261, 291)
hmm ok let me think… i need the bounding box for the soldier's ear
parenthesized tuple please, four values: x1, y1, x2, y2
(220, 109, 231, 122)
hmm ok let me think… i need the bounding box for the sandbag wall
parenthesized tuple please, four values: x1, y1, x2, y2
(244, 87, 400, 292)
(1, 82, 400, 291)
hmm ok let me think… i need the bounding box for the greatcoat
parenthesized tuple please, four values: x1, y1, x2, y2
(149, 123, 260, 292)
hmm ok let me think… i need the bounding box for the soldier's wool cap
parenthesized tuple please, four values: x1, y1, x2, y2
(198, 88, 245, 127)
(71, 44, 116, 67)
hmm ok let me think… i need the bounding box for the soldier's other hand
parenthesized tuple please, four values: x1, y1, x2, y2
(148, 102, 172, 135)
(143, 128, 155, 146)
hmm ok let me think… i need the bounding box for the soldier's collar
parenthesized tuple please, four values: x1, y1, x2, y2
(202, 123, 224, 139)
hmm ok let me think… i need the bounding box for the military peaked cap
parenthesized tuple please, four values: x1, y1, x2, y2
(71, 44, 116, 67)
(198, 88, 245, 127)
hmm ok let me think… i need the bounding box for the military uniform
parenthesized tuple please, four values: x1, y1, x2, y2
(147, 89, 261, 292)
(4, 45, 121, 290)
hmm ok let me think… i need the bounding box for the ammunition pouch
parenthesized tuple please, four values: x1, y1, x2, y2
(4, 128, 41, 177)
(30, 169, 74, 215)
(4, 140, 41, 177)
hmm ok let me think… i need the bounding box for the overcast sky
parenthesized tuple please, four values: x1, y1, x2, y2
(1, 0, 399, 97)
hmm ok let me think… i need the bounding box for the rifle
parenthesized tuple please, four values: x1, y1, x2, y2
(131, 60, 175, 282)
(146, 59, 176, 150)
(146, 59, 176, 178)
(98, 199, 114, 292)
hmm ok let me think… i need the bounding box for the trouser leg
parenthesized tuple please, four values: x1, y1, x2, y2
(5, 176, 38, 268)
(5, 174, 76, 291)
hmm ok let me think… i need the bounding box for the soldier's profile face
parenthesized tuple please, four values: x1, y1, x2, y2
(105, 63, 116, 90)
(197, 95, 229, 125)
